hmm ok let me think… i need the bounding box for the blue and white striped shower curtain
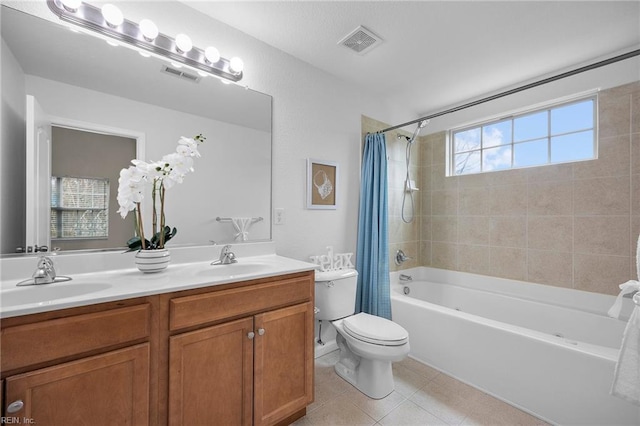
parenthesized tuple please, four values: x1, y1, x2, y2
(355, 132, 391, 319)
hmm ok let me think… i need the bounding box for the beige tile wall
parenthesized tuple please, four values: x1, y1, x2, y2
(370, 81, 640, 296)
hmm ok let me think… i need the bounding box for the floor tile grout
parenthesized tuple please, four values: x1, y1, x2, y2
(297, 350, 547, 426)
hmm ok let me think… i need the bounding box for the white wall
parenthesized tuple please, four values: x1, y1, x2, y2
(424, 52, 640, 134)
(0, 38, 26, 253)
(7, 1, 411, 262)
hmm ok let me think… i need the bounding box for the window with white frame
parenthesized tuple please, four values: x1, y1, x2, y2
(50, 176, 109, 239)
(449, 96, 597, 176)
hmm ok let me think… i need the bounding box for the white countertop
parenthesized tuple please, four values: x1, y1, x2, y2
(0, 244, 317, 318)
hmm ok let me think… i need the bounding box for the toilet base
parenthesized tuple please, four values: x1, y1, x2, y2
(334, 333, 395, 399)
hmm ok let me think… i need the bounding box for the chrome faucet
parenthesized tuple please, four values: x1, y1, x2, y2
(16, 256, 72, 287)
(395, 249, 412, 265)
(211, 245, 237, 265)
(399, 274, 413, 282)
(32, 256, 57, 285)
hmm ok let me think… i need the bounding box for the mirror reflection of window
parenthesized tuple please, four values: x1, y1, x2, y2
(50, 176, 109, 239)
(51, 126, 135, 251)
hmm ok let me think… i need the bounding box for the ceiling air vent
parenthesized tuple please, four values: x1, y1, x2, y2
(338, 25, 382, 55)
(161, 65, 201, 83)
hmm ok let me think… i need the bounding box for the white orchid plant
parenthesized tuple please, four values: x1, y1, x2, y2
(117, 134, 206, 251)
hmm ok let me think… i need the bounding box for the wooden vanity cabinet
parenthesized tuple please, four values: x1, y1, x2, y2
(0, 298, 156, 425)
(1, 270, 315, 426)
(165, 271, 314, 426)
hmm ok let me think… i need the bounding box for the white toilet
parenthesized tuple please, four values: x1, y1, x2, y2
(315, 269, 410, 399)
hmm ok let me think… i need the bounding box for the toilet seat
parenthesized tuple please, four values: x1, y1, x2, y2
(342, 313, 408, 346)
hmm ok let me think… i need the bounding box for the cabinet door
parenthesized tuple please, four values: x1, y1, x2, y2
(169, 317, 254, 426)
(4, 344, 149, 425)
(254, 302, 314, 426)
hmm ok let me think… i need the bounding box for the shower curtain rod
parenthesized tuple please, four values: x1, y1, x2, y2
(377, 48, 640, 134)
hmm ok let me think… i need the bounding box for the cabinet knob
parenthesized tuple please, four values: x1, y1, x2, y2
(257, 328, 265, 336)
(7, 400, 24, 414)
(247, 331, 255, 340)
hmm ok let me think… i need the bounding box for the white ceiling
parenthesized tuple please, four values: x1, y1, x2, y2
(184, 1, 640, 118)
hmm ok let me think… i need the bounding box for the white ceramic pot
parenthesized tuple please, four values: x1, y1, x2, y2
(135, 248, 170, 273)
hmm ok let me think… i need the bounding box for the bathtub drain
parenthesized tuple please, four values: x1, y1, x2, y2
(403, 286, 410, 295)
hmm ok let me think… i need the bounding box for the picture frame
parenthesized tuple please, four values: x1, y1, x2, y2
(306, 158, 338, 210)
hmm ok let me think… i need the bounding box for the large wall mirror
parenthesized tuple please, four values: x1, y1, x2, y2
(1, 5, 272, 255)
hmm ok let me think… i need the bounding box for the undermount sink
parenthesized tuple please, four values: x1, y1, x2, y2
(1, 283, 112, 307)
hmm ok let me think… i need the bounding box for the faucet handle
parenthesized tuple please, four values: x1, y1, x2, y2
(395, 249, 412, 265)
(33, 256, 56, 284)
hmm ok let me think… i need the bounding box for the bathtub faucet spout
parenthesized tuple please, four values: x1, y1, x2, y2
(399, 274, 413, 282)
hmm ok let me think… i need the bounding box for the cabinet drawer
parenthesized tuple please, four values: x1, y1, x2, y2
(1, 304, 151, 372)
(5, 344, 150, 426)
(170, 275, 312, 331)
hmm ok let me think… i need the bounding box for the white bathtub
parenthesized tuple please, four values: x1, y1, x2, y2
(390, 267, 640, 425)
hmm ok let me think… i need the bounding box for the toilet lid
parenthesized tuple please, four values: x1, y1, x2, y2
(343, 313, 409, 346)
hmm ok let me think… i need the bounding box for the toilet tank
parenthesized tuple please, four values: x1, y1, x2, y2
(315, 269, 358, 321)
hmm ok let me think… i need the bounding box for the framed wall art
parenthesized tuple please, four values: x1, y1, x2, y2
(306, 158, 338, 210)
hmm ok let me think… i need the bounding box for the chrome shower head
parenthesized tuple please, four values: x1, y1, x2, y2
(408, 120, 429, 144)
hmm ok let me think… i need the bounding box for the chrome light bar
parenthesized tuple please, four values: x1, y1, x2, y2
(47, 0, 243, 82)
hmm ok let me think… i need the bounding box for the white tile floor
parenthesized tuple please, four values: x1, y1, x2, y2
(294, 351, 549, 426)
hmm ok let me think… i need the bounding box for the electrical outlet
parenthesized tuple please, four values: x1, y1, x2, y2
(274, 208, 285, 225)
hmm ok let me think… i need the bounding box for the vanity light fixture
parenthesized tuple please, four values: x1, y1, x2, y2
(101, 4, 124, 28)
(138, 19, 159, 42)
(60, 0, 81, 12)
(229, 57, 244, 74)
(47, 0, 244, 82)
(204, 46, 220, 64)
(175, 33, 193, 54)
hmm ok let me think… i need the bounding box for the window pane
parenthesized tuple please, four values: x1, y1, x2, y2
(513, 138, 548, 168)
(550, 130, 594, 163)
(483, 119, 511, 148)
(454, 151, 481, 175)
(51, 176, 109, 239)
(454, 128, 481, 153)
(449, 96, 595, 176)
(482, 145, 512, 171)
(51, 177, 59, 207)
(551, 99, 594, 135)
(514, 111, 547, 142)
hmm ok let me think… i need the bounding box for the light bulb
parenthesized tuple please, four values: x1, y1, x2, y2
(101, 4, 124, 27)
(175, 34, 192, 53)
(229, 57, 244, 74)
(61, 0, 81, 12)
(139, 19, 158, 41)
(204, 46, 220, 64)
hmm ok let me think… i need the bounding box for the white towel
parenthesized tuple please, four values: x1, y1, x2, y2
(611, 304, 640, 405)
(608, 281, 640, 318)
(608, 235, 640, 318)
(231, 217, 253, 242)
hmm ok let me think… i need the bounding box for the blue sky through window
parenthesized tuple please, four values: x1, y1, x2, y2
(451, 97, 595, 175)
